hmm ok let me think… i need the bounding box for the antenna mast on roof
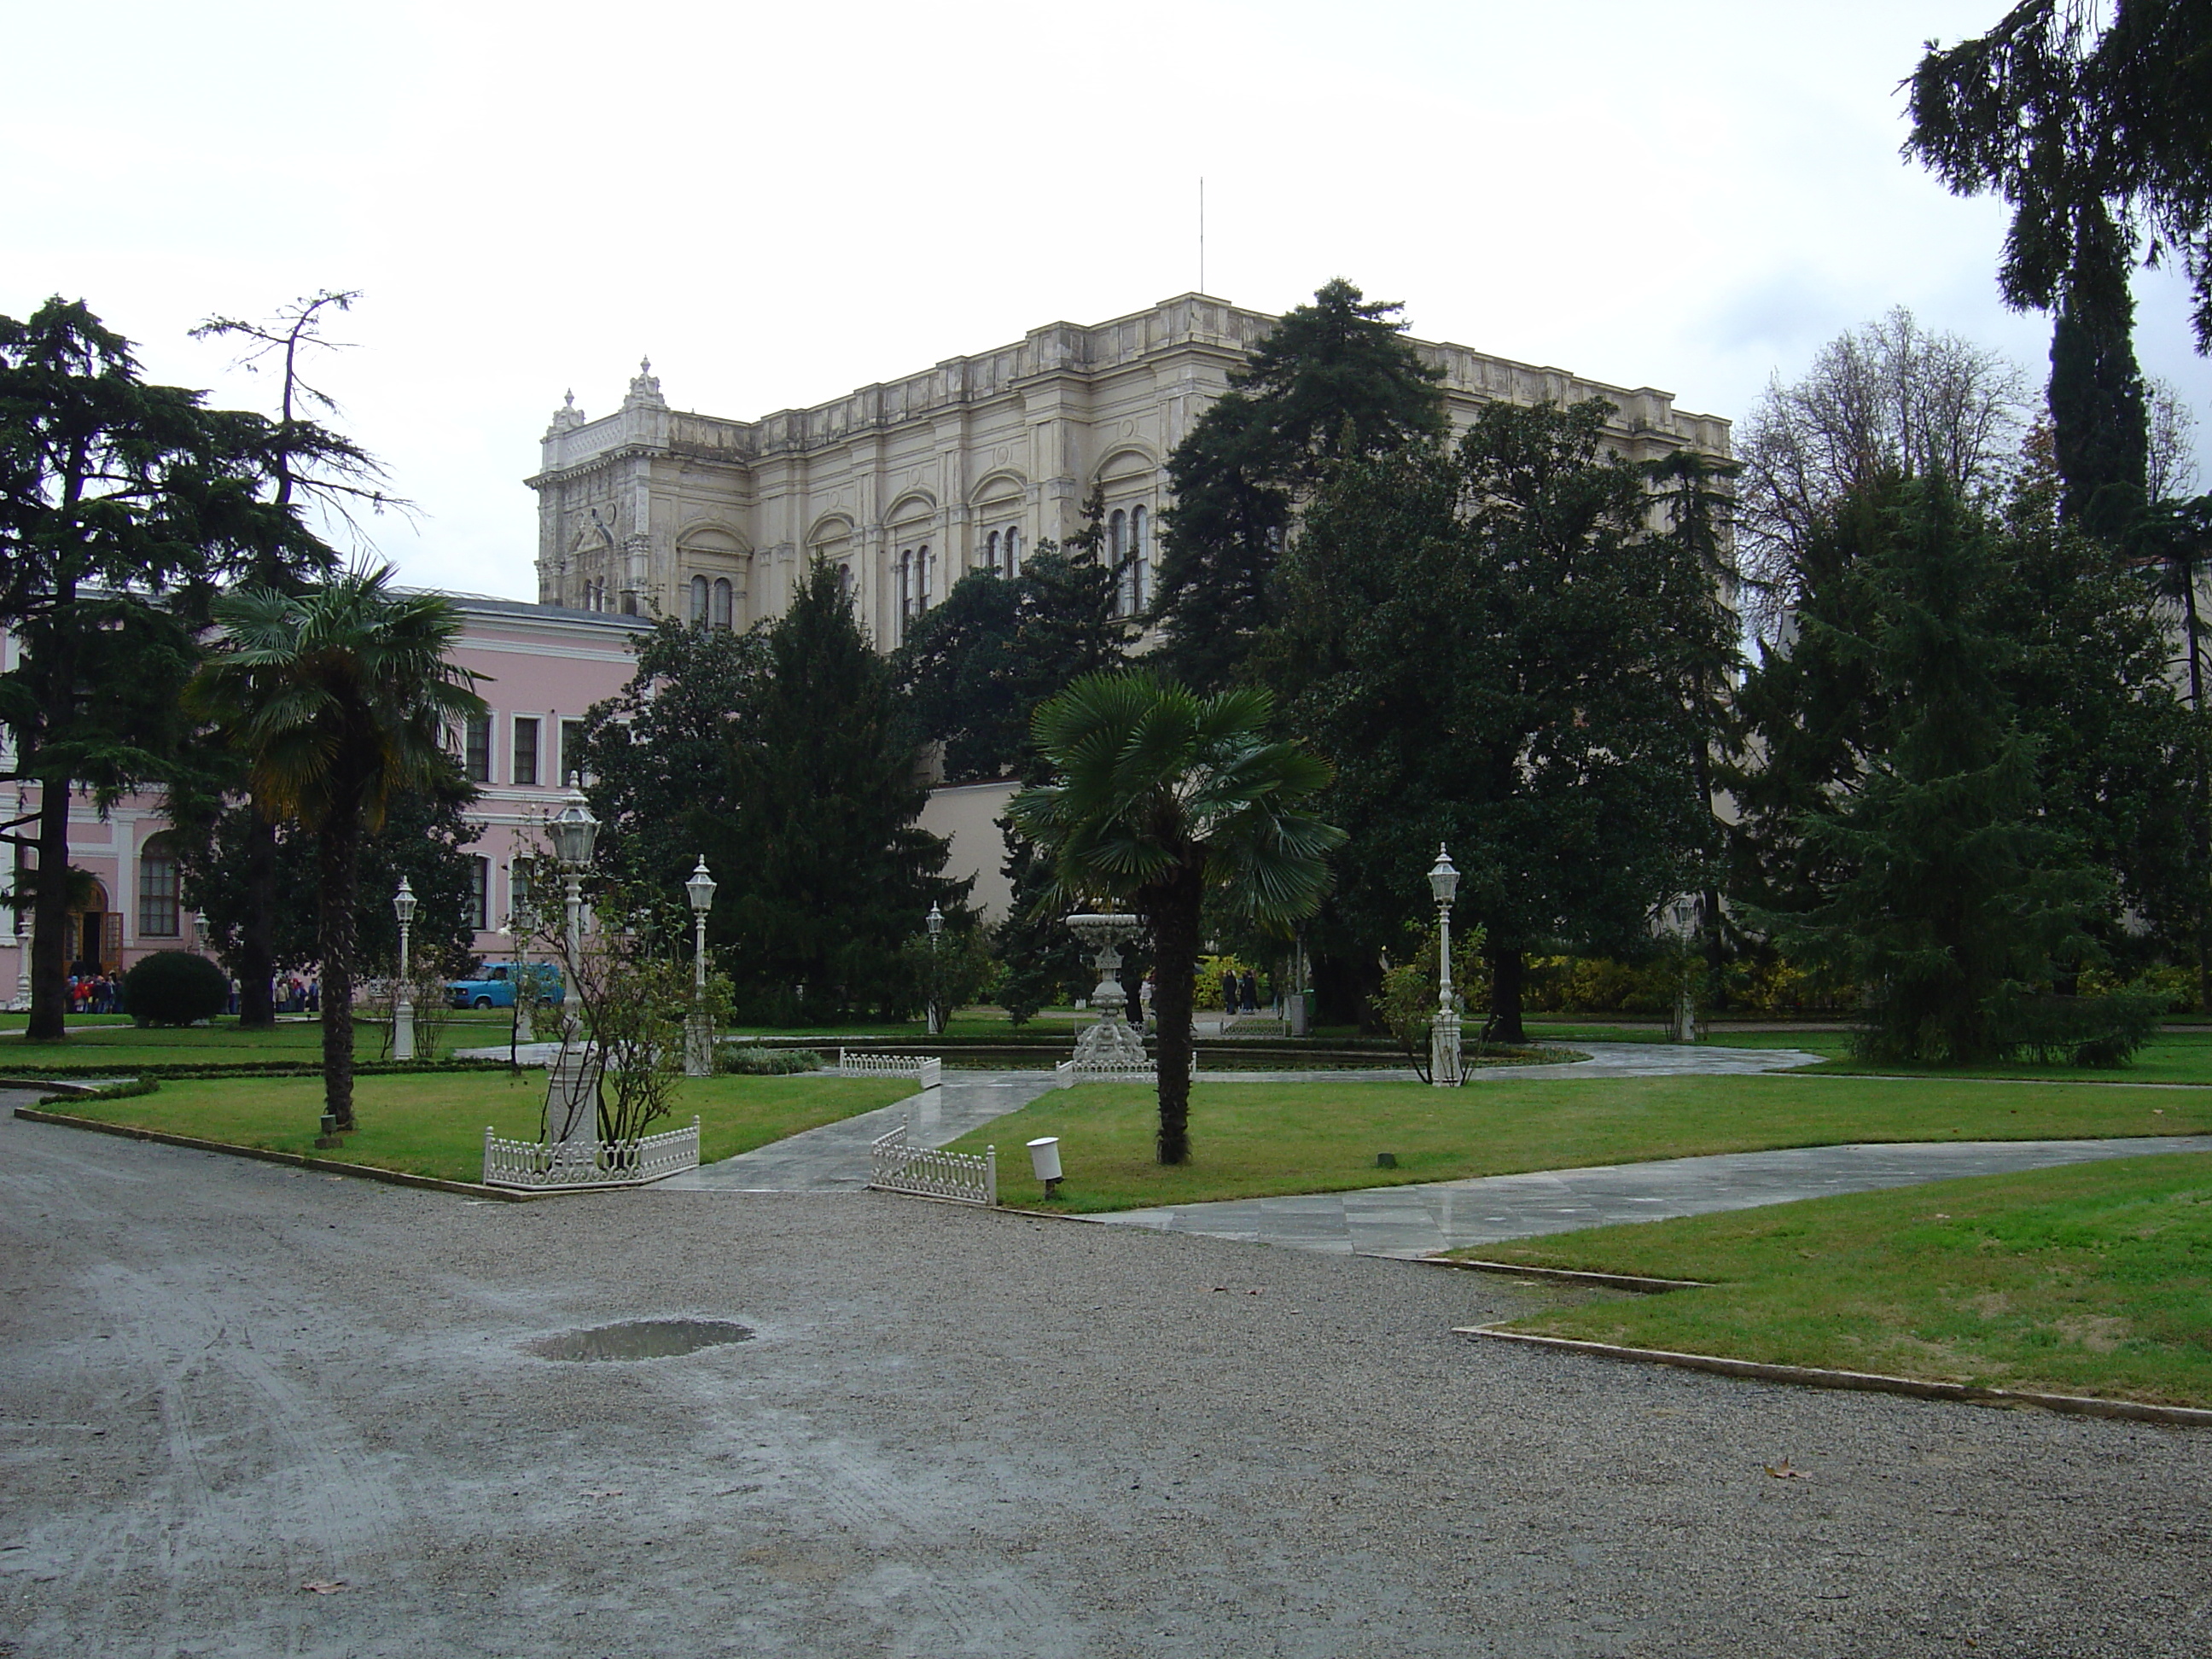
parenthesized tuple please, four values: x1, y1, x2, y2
(1198, 177, 1206, 295)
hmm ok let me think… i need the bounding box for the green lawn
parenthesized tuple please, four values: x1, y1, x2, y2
(946, 1072, 2212, 1212)
(1462, 1152, 2212, 1409)
(48, 1070, 917, 1183)
(0, 1010, 521, 1068)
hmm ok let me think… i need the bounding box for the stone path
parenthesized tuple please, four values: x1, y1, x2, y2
(1088, 1134, 2212, 1257)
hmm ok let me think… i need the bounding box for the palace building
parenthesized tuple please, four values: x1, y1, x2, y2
(527, 292, 1732, 646)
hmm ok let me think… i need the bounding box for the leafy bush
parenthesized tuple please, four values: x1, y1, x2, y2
(122, 952, 230, 1027)
(1988, 989, 2165, 1068)
(715, 1045, 824, 1075)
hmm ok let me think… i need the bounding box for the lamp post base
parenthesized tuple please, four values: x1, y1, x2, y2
(393, 998, 416, 1062)
(1429, 1009, 1464, 1087)
(684, 1010, 713, 1077)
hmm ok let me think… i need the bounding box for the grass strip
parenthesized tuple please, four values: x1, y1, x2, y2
(946, 1073, 2212, 1213)
(46, 1071, 918, 1185)
(1459, 1152, 2212, 1410)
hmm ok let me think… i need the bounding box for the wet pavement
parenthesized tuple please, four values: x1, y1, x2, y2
(1089, 1133, 2212, 1257)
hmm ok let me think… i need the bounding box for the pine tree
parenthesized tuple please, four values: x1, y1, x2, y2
(1153, 279, 1446, 689)
(1778, 475, 2104, 1063)
(1255, 401, 1735, 1043)
(707, 560, 969, 1022)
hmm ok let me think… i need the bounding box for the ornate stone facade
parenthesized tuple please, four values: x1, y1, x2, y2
(527, 293, 1731, 644)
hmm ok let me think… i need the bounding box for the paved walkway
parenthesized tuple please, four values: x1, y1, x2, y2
(1089, 1134, 2212, 1257)
(656, 1072, 1063, 1191)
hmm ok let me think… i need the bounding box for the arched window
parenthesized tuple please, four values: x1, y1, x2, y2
(1131, 504, 1150, 613)
(837, 563, 854, 601)
(137, 833, 180, 939)
(1004, 526, 1022, 575)
(690, 575, 709, 626)
(711, 578, 733, 631)
(917, 544, 931, 612)
(896, 549, 911, 642)
(987, 530, 1001, 574)
(1109, 509, 1129, 615)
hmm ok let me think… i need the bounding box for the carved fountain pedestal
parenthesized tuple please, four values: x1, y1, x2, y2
(1063, 912, 1152, 1080)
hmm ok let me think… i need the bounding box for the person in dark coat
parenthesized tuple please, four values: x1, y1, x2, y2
(1239, 969, 1259, 1015)
(1220, 969, 1238, 1015)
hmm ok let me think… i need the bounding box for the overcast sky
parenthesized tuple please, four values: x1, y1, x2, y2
(8, 0, 2208, 599)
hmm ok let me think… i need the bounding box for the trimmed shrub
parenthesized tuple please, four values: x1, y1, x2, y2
(122, 952, 230, 1027)
(714, 1045, 824, 1075)
(1988, 989, 2165, 1068)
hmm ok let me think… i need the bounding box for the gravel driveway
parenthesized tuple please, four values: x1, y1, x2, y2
(3, 1094, 2209, 1657)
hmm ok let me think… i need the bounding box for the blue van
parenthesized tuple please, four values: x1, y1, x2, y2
(447, 963, 563, 1010)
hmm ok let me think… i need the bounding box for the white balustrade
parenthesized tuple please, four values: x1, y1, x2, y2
(866, 1121, 996, 1207)
(481, 1115, 701, 1190)
(836, 1050, 943, 1089)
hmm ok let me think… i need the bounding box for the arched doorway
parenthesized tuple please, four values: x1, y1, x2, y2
(67, 877, 119, 974)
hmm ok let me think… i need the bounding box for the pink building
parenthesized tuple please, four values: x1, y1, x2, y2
(0, 597, 646, 1004)
(1, 591, 1010, 1008)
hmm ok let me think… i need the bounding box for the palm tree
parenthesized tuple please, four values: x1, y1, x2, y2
(1010, 670, 1342, 1165)
(188, 569, 485, 1130)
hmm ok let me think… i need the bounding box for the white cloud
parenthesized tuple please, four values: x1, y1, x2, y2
(4, 0, 2206, 598)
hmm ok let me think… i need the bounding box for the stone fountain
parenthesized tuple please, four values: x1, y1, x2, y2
(1065, 911, 1151, 1074)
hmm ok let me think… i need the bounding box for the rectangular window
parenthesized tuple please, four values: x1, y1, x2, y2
(137, 847, 180, 937)
(463, 714, 492, 783)
(513, 717, 540, 787)
(560, 719, 587, 788)
(469, 857, 490, 932)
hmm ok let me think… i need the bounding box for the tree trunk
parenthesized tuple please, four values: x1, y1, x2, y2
(1485, 944, 1527, 1045)
(236, 809, 279, 1028)
(317, 808, 363, 1132)
(26, 783, 73, 1043)
(1145, 863, 1205, 1166)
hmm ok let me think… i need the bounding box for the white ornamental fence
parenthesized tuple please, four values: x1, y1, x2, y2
(837, 1050, 943, 1090)
(481, 1115, 701, 1191)
(867, 1121, 996, 1207)
(1056, 1052, 1198, 1087)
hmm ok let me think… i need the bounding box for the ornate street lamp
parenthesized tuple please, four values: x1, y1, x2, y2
(684, 855, 717, 1075)
(924, 901, 945, 1036)
(539, 791, 602, 1159)
(547, 785, 599, 1047)
(1661, 894, 1702, 1045)
(1427, 845, 1463, 1087)
(392, 876, 418, 1061)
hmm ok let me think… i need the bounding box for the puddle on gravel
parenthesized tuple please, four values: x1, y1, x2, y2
(525, 1318, 754, 1362)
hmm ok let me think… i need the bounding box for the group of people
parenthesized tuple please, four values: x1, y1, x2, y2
(67, 973, 123, 1014)
(276, 975, 320, 1015)
(1219, 967, 1264, 1016)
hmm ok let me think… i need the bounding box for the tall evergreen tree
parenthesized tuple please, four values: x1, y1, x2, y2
(702, 559, 969, 1022)
(1254, 401, 1737, 1042)
(1152, 278, 1446, 689)
(892, 538, 1125, 784)
(0, 299, 296, 1041)
(1906, 3, 2186, 524)
(1774, 475, 2104, 1063)
(580, 615, 765, 891)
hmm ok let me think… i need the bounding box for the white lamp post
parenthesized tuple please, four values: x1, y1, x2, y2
(1427, 845, 1463, 1087)
(392, 876, 417, 1061)
(539, 791, 602, 1159)
(924, 900, 945, 1036)
(684, 855, 717, 1075)
(1663, 894, 1702, 1045)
